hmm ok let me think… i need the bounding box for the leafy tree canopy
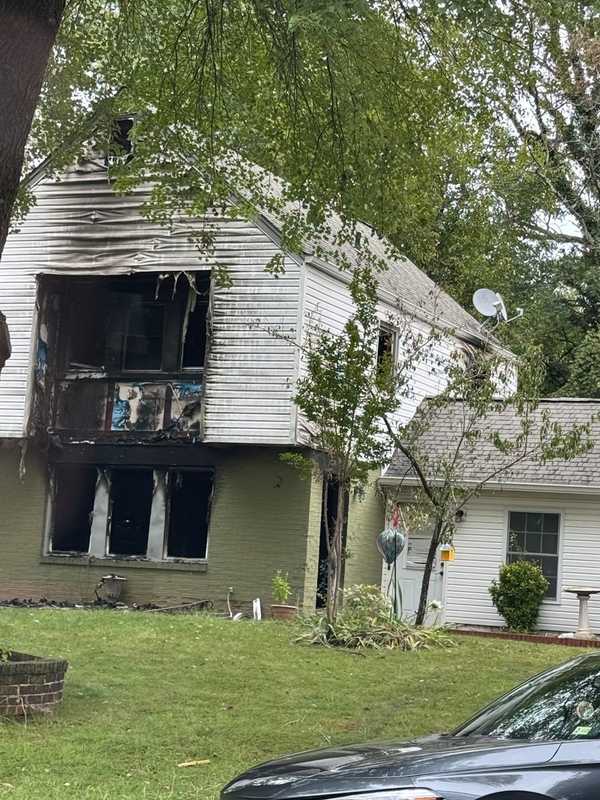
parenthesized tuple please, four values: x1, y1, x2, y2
(13, 0, 600, 392)
(22, 1, 494, 275)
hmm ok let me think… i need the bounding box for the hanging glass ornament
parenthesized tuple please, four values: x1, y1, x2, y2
(376, 527, 406, 567)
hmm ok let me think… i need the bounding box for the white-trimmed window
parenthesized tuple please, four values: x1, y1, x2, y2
(507, 511, 560, 599)
(48, 464, 213, 562)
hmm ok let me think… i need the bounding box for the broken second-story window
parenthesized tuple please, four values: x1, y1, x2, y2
(105, 290, 166, 372)
(60, 272, 210, 375)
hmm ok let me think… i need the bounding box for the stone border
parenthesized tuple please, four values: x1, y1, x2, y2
(0, 652, 68, 716)
(454, 627, 600, 649)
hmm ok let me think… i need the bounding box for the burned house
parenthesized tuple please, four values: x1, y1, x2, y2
(0, 153, 498, 611)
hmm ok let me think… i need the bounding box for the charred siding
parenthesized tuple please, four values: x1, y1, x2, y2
(0, 162, 300, 444)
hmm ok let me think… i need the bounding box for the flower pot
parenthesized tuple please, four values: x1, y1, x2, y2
(0, 651, 68, 717)
(270, 604, 298, 621)
(95, 574, 127, 603)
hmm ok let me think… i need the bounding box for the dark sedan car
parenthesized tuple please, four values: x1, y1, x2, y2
(221, 652, 600, 800)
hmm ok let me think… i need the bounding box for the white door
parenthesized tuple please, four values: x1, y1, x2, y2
(384, 528, 445, 625)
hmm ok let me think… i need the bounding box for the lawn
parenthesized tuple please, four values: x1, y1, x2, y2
(0, 609, 588, 800)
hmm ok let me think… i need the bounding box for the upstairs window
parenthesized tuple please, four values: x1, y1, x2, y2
(105, 117, 134, 165)
(507, 511, 560, 599)
(59, 273, 209, 375)
(181, 290, 209, 370)
(377, 324, 396, 372)
(107, 298, 166, 372)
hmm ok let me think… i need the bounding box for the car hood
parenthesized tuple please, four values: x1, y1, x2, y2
(221, 734, 560, 799)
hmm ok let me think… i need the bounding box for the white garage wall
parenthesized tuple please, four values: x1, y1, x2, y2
(445, 489, 600, 634)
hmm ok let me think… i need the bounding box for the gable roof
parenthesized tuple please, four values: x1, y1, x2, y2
(252, 170, 502, 349)
(382, 398, 600, 493)
(313, 218, 490, 343)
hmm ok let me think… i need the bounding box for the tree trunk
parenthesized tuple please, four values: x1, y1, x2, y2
(414, 519, 444, 626)
(0, 1, 65, 366)
(326, 484, 348, 623)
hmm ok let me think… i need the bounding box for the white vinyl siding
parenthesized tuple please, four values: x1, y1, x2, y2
(0, 162, 300, 444)
(300, 261, 458, 438)
(444, 490, 600, 633)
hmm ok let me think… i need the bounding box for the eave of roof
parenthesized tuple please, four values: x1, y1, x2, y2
(378, 475, 600, 495)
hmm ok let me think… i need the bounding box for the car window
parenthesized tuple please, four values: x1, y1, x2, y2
(455, 660, 600, 741)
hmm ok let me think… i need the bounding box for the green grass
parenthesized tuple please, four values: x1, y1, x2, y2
(0, 609, 588, 800)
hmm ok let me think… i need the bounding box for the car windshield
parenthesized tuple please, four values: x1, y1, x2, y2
(454, 657, 600, 741)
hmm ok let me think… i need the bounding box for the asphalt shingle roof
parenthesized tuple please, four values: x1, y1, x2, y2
(315, 218, 488, 341)
(383, 399, 600, 490)
(256, 170, 496, 345)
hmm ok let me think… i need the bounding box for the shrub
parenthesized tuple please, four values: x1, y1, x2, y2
(297, 584, 454, 651)
(489, 561, 548, 632)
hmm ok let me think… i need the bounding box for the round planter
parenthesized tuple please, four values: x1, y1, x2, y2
(270, 604, 298, 621)
(0, 652, 68, 717)
(95, 574, 127, 603)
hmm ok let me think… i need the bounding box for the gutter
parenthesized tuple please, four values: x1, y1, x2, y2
(378, 475, 600, 496)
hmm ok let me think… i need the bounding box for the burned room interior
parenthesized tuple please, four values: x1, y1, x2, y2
(35, 270, 216, 565)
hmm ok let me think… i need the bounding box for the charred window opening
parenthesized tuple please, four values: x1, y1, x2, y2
(122, 301, 165, 371)
(108, 469, 153, 556)
(105, 278, 167, 372)
(51, 464, 96, 553)
(58, 273, 210, 376)
(167, 471, 212, 559)
(181, 293, 209, 369)
(66, 285, 105, 369)
(47, 462, 214, 563)
(377, 325, 395, 371)
(105, 117, 134, 165)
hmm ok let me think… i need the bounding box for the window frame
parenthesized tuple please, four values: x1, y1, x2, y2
(57, 273, 210, 378)
(45, 464, 214, 565)
(47, 463, 98, 555)
(504, 507, 563, 603)
(376, 322, 397, 372)
(163, 469, 214, 561)
(119, 299, 168, 374)
(107, 466, 156, 557)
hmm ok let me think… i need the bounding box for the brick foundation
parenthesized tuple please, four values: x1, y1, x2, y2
(455, 626, 600, 649)
(0, 652, 68, 716)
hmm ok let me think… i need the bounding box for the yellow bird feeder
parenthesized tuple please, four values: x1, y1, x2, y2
(440, 544, 456, 562)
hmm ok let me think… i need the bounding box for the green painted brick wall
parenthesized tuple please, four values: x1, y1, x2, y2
(0, 446, 322, 613)
(344, 473, 385, 589)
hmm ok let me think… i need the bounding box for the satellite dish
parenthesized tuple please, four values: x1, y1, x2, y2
(494, 293, 508, 322)
(473, 288, 524, 326)
(473, 288, 501, 318)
